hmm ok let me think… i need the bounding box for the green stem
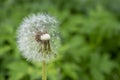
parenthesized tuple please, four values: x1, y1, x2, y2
(42, 60, 46, 80)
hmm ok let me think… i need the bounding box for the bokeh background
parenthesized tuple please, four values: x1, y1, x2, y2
(0, 0, 120, 80)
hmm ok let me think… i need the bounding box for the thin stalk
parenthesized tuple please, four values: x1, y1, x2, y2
(42, 60, 46, 80)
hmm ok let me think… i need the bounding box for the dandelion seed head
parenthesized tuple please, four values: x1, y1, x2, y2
(17, 13, 60, 62)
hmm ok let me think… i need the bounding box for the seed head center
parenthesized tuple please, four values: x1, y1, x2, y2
(35, 32, 51, 42)
(40, 34, 50, 41)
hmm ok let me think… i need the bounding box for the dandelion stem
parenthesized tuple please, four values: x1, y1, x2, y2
(42, 60, 46, 80)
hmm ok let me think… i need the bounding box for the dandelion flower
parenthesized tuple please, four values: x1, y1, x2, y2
(17, 13, 60, 62)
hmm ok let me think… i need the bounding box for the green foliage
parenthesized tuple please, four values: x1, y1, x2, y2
(0, 0, 120, 80)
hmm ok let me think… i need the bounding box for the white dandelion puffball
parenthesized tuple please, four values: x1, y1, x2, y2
(17, 13, 60, 62)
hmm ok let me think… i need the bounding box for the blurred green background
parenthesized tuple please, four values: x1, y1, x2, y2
(0, 0, 120, 80)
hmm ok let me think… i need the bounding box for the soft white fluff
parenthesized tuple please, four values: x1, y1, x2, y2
(17, 13, 60, 62)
